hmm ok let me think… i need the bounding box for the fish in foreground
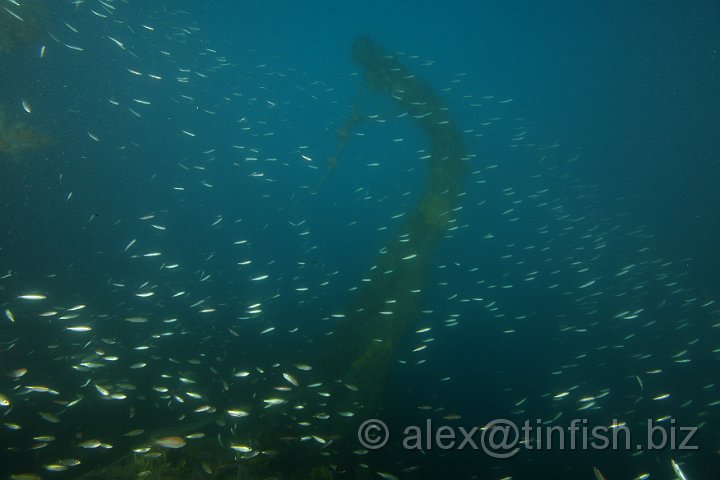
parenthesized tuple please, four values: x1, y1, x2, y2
(17, 294, 46, 300)
(671, 459, 689, 480)
(155, 436, 187, 449)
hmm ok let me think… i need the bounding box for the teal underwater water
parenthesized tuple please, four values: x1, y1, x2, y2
(1, 1, 719, 479)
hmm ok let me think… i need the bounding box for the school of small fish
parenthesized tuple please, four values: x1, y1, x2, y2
(0, 1, 717, 479)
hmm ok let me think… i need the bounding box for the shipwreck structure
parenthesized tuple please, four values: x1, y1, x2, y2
(78, 36, 468, 480)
